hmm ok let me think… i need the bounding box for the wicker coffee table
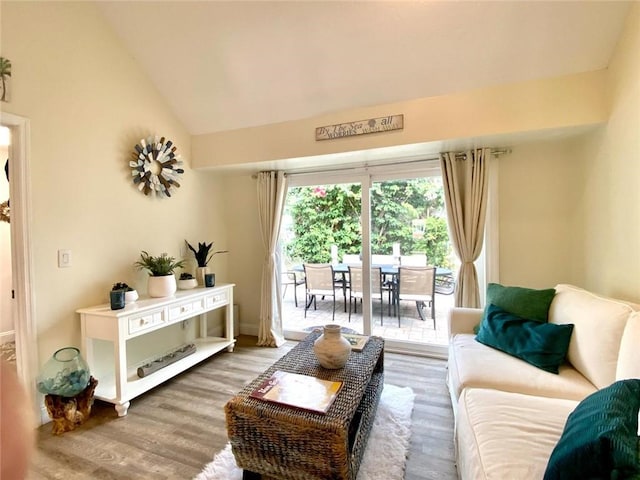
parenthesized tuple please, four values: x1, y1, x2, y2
(225, 330, 384, 480)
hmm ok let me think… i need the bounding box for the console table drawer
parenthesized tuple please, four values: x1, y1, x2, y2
(168, 300, 204, 321)
(129, 311, 165, 335)
(205, 292, 228, 308)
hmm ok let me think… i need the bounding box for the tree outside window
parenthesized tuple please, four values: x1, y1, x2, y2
(284, 178, 453, 269)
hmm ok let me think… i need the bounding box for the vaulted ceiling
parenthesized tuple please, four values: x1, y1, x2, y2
(96, 1, 631, 138)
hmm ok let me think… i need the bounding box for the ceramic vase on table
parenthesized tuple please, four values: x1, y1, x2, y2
(196, 267, 209, 286)
(313, 324, 352, 369)
(110, 290, 125, 310)
(147, 274, 177, 298)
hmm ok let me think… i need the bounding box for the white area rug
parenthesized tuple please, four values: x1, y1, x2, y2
(195, 384, 415, 480)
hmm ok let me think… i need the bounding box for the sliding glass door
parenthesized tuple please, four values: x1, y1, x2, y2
(279, 162, 457, 355)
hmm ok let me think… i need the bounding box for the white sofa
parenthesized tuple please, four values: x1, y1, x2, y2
(447, 283, 640, 479)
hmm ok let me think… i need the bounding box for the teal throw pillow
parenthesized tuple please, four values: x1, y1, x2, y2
(474, 283, 556, 333)
(476, 304, 573, 374)
(544, 379, 640, 480)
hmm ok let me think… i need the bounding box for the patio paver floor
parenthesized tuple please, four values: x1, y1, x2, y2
(282, 286, 454, 345)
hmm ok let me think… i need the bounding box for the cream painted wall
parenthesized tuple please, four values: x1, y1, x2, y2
(1, 3, 228, 366)
(497, 138, 585, 289)
(217, 2, 640, 335)
(573, 3, 640, 302)
(193, 71, 608, 168)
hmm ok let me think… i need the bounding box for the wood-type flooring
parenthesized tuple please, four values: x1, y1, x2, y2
(28, 335, 456, 480)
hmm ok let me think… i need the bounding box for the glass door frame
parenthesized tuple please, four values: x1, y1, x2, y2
(284, 170, 372, 336)
(282, 158, 485, 358)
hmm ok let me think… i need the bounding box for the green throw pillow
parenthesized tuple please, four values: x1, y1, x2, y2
(544, 379, 640, 480)
(474, 283, 556, 333)
(475, 304, 573, 373)
(487, 283, 556, 322)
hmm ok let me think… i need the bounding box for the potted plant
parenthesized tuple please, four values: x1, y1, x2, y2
(134, 251, 185, 298)
(185, 240, 228, 286)
(177, 272, 198, 290)
(112, 282, 139, 304)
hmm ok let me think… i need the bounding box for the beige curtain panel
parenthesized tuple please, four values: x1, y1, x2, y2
(440, 148, 490, 308)
(256, 171, 288, 347)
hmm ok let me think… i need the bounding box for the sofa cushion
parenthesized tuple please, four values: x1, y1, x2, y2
(544, 379, 640, 480)
(487, 283, 556, 322)
(476, 304, 574, 374)
(456, 388, 578, 480)
(549, 284, 636, 389)
(448, 334, 597, 402)
(474, 283, 556, 333)
(617, 312, 640, 380)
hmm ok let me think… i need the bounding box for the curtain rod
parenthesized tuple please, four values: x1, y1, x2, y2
(251, 147, 512, 178)
(452, 148, 512, 160)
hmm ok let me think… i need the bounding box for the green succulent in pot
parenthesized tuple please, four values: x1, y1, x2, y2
(112, 282, 134, 292)
(134, 251, 185, 277)
(177, 271, 198, 290)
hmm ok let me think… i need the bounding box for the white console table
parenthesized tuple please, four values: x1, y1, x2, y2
(78, 284, 235, 416)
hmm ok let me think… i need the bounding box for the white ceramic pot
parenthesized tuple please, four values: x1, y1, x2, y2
(124, 289, 139, 304)
(313, 324, 352, 369)
(147, 274, 177, 298)
(178, 278, 198, 290)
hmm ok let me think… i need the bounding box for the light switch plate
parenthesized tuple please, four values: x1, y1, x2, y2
(58, 249, 72, 268)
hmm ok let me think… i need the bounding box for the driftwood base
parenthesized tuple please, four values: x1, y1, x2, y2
(44, 376, 98, 435)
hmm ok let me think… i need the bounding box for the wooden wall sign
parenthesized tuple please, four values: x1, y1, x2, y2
(315, 114, 403, 141)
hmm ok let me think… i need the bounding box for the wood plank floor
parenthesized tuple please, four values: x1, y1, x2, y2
(28, 336, 457, 480)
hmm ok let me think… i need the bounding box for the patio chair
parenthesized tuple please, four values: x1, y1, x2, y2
(396, 266, 436, 328)
(281, 270, 304, 307)
(303, 263, 338, 321)
(348, 266, 384, 324)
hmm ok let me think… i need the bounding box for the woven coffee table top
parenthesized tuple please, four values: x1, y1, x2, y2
(228, 330, 384, 429)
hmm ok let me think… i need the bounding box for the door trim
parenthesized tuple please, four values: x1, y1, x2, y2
(1, 112, 38, 417)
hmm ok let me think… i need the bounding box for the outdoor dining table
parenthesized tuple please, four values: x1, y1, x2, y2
(293, 263, 451, 279)
(291, 263, 454, 311)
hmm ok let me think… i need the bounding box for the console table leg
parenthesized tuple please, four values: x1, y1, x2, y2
(242, 471, 261, 480)
(114, 401, 130, 417)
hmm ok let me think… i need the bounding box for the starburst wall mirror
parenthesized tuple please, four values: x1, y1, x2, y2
(130, 135, 184, 198)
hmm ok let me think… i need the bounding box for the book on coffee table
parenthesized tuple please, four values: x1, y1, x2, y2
(343, 334, 369, 352)
(250, 370, 343, 414)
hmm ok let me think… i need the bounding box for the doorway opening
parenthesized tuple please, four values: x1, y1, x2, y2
(1, 112, 38, 417)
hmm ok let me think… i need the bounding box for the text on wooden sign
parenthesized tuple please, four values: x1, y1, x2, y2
(315, 114, 404, 141)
